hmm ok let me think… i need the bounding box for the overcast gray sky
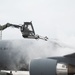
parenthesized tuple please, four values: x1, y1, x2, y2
(0, 0, 75, 43)
(0, 0, 75, 61)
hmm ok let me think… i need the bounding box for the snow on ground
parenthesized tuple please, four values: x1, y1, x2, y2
(1, 70, 29, 75)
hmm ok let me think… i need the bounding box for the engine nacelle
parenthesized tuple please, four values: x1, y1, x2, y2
(29, 59, 75, 75)
(29, 59, 57, 75)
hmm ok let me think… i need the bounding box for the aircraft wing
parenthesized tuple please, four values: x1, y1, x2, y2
(64, 53, 75, 58)
(30, 53, 75, 75)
